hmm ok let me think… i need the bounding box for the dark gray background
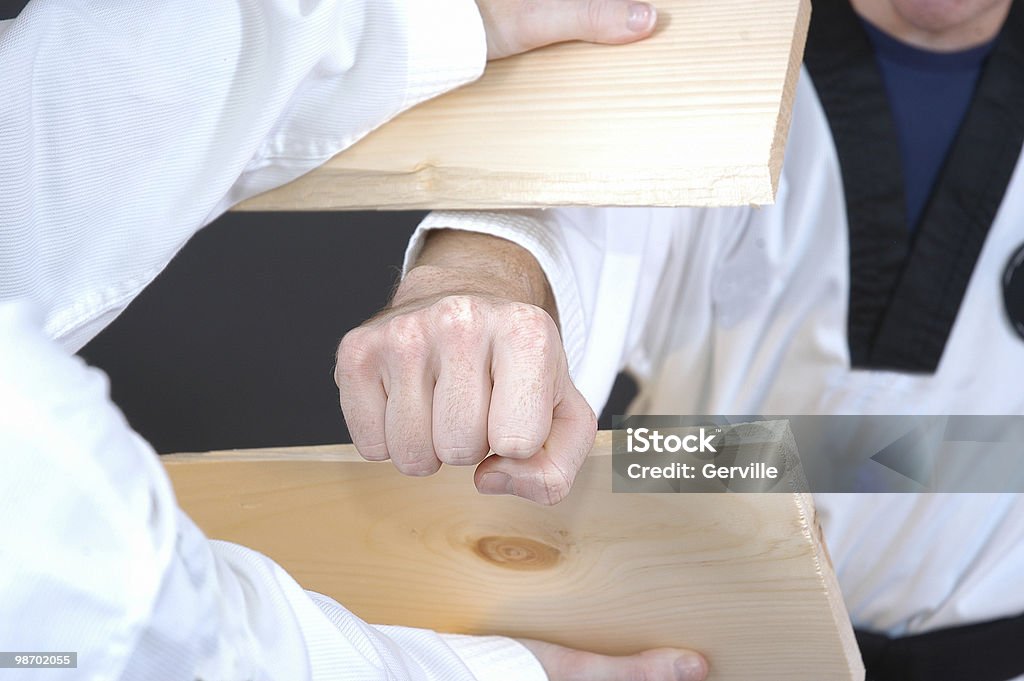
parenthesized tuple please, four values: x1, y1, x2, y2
(78, 212, 410, 453)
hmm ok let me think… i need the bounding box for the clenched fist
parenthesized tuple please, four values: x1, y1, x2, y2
(336, 290, 596, 505)
(477, 0, 659, 60)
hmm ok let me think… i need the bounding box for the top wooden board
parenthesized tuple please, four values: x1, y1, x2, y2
(164, 428, 863, 681)
(235, 0, 811, 211)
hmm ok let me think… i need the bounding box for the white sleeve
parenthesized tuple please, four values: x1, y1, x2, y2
(0, 300, 546, 681)
(0, 0, 485, 352)
(405, 209, 678, 413)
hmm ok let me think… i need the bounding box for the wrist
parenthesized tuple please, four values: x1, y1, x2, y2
(392, 264, 559, 330)
(406, 227, 557, 318)
(391, 265, 509, 309)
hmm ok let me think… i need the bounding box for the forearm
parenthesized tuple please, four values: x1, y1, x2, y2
(396, 228, 560, 327)
(0, 0, 485, 351)
(0, 299, 546, 681)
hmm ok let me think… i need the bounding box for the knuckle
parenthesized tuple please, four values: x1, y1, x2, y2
(356, 441, 390, 462)
(507, 301, 551, 327)
(392, 450, 441, 477)
(434, 398, 489, 464)
(435, 441, 488, 466)
(582, 0, 609, 33)
(504, 303, 557, 355)
(491, 429, 545, 456)
(342, 409, 389, 461)
(336, 327, 376, 374)
(538, 461, 574, 505)
(433, 295, 486, 338)
(385, 314, 432, 364)
(336, 329, 384, 390)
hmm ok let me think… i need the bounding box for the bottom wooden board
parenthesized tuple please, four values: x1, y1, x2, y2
(164, 431, 863, 680)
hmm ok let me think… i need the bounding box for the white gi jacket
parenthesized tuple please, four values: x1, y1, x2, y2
(410, 69, 1024, 638)
(0, 2, 545, 679)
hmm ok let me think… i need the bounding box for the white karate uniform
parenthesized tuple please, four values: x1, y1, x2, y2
(410, 70, 1024, 638)
(0, 2, 544, 679)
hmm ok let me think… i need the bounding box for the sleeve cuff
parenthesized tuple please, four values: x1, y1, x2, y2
(405, 211, 588, 380)
(402, 0, 487, 110)
(441, 634, 548, 681)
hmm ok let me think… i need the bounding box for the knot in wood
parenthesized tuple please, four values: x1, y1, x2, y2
(473, 535, 562, 570)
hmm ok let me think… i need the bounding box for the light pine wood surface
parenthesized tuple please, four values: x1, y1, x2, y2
(164, 431, 863, 680)
(234, 0, 811, 211)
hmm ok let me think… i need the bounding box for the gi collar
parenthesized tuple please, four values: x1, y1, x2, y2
(805, 0, 1024, 373)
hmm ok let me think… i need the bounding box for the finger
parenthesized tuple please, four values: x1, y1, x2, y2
(336, 329, 390, 461)
(477, 376, 596, 505)
(384, 370, 440, 476)
(382, 317, 440, 477)
(432, 300, 493, 466)
(519, 0, 658, 52)
(516, 639, 708, 681)
(487, 305, 560, 459)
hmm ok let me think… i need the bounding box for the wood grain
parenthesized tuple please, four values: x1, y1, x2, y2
(234, 0, 811, 211)
(165, 430, 863, 680)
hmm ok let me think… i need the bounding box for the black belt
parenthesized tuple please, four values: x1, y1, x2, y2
(857, 612, 1024, 681)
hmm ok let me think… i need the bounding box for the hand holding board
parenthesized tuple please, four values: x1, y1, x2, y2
(235, 0, 811, 211)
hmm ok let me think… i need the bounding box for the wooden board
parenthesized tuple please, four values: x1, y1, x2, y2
(164, 431, 863, 680)
(234, 0, 811, 211)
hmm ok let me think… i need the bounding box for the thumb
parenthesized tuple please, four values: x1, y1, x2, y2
(474, 379, 596, 505)
(517, 639, 709, 681)
(483, 0, 659, 60)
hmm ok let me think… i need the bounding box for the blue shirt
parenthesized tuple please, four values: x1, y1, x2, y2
(861, 20, 996, 230)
